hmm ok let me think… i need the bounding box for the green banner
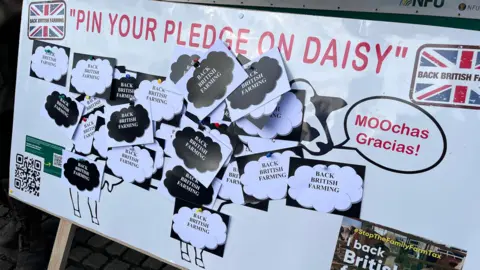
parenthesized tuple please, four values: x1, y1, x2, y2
(25, 135, 64, 178)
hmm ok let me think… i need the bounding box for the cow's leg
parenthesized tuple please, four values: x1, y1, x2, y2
(194, 248, 205, 269)
(180, 241, 191, 262)
(69, 188, 81, 217)
(87, 198, 99, 225)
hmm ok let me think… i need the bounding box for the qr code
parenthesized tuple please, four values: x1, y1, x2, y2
(14, 153, 42, 196)
(53, 153, 62, 168)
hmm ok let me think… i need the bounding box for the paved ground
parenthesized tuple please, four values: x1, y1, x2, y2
(0, 204, 181, 270)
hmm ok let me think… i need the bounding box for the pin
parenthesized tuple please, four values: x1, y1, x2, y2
(90, 56, 95, 60)
(193, 58, 200, 68)
(126, 74, 130, 78)
(228, 45, 232, 50)
(85, 95, 90, 100)
(249, 64, 256, 71)
(196, 208, 203, 213)
(214, 123, 220, 128)
(129, 97, 136, 105)
(59, 94, 65, 99)
(82, 117, 87, 122)
(266, 152, 272, 158)
(157, 79, 162, 84)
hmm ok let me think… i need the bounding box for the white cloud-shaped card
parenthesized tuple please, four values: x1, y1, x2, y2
(106, 146, 155, 184)
(172, 206, 228, 251)
(78, 96, 107, 116)
(134, 79, 184, 122)
(218, 161, 245, 204)
(237, 149, 300, 201)
(235, 91, 303, 139)
(70, 53, 116, 99)
(30, 41, 70, 86)
(93, 122, 108, 159)
(72, 110, 104, 155)
(287, 161, 364, 215)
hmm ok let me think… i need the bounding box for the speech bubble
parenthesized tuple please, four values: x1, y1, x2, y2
(339, 96, 447, 174)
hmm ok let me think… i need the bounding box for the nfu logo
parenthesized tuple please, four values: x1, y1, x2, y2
(399, 0, 445, 8)
(458, 3, 480, 11)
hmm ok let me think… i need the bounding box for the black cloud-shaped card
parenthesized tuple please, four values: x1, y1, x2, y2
(105, 100, 154, 147)
(61, 150, 105, 201)
(161, 46, 203, 96)
(161, 164, 222, 208)
(187, 51, 234, 109)
(176, 40, 248, 121)
(108, 67, 138, 106)
(170, 126, 232, 188)
(170, 54, 201, 84)
(226, 48, 290, 122)
(43, 90, 84, 139)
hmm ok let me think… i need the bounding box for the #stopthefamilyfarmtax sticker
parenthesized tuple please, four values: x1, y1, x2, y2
(287, 157, 366, 218)
(171, 199, 230, 258)
(331, 217, 467, 270)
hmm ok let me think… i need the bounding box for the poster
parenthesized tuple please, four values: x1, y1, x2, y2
(332, 217, 467, 270)
(9, 0, 480, 269)
(168, 0, 480, 20)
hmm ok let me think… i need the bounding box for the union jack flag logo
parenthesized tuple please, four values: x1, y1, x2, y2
(410, 44, 480, 110)
(28, 1, 66, 40)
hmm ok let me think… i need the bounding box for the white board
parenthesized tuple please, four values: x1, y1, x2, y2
(10, 0, 480, 269)
(168, 0, 480, 19)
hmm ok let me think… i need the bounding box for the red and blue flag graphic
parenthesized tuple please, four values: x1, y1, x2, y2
(410, 45, 480, 110)
(28, 1, 66, 40)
